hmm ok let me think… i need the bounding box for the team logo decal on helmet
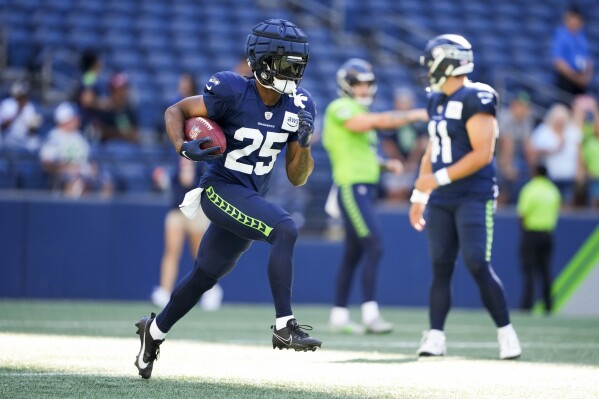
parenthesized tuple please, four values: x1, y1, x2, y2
(246, 19, 309, 94)
(420, 34, 474, 92)
(336, 58, 377, 106)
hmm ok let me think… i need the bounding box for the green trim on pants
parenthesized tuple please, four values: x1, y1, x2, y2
(340, 185, 370, 238)
(205, 186, 273, 237)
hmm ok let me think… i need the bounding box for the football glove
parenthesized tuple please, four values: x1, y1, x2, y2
(179, 138, 223, 162)
(297, 110, 314, 148)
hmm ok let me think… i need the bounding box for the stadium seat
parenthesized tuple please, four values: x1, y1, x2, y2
(67, 30, 102, 51)
(107, 50, 144, 72)
(10, 151, 48, 190)
(0, 153, 16, 189)
(6, 29, 36, 69)
(109, 161, 154, 193)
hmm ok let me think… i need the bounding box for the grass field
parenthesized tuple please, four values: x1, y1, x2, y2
(1, 301, 598, 399)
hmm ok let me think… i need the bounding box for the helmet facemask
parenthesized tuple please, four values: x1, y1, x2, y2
(337, 59, 377, 106)
(246, 19, 310, 95)
(255, 54, 307, 94)
(420, 35, 474, 92)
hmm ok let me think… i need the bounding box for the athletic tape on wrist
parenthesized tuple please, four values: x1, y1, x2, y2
(410, 189, 429, 204)
(434, 168, 452, 186)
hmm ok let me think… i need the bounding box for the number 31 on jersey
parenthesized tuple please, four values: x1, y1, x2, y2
(428, 120, 452, 164)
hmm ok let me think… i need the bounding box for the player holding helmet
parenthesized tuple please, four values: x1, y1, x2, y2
(134, 19, 321, 379)
(410, 34, 522, 359)
(323, 58, 427, 334)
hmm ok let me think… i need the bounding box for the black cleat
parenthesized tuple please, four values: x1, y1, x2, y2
(271, 318, 322, 352)
(134, 313, 164, 379)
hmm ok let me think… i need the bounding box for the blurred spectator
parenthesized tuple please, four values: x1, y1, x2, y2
(97, 72, 139, 144)
(380, 87, 428, 203)
(517, 164, 561, 314)
(573, 95, 599, 208)
(552, 4, 593, 98)
(172, 73, 198, 104)
(75, 50, 106, 136)
(40, 102, 112, 198)
(267, 154, 308, 229)
(530, 103, 582, 208)
(496, 91, 535, 205)
(234, 55, 252, 77)
(151, 74, 222, 311)
(151, 158, 222, 311)
(0, 81, 43, 151)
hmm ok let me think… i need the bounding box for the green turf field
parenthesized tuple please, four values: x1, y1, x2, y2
(1, 301, 598, 399)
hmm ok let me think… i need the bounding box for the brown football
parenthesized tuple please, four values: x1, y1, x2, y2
(184, 117, 226, 155)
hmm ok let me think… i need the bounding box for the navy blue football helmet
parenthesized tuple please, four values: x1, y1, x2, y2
(336, 58, 377, 106)
(420, 34, 474, 92)
(246, 19, 309, 94)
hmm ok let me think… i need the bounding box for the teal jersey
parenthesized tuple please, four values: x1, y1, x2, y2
(323, 97, 379, 185)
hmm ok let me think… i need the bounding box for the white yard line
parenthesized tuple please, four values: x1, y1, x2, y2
(1, 333, 598, 399)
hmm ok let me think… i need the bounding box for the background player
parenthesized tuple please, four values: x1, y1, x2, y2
(409, 34, 522, 359)
(323, 58, 427, 334)
(134, 19, 321, 379)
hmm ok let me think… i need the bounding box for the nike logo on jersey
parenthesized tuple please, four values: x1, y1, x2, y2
(181, 150, 190, 160)
(206, 76, 220, 91)
(477, 92, 494, 105)
(273, 333, 292, 346)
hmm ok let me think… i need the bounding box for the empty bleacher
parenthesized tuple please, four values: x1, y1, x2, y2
(0, 0, 598, 231)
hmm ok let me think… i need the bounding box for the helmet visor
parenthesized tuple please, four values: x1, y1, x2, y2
(273, 56, 307, 81)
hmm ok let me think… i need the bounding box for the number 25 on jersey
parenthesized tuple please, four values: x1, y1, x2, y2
(224, 127, 289, 175)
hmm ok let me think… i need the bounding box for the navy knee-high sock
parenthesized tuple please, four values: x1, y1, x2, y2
(334, 235, 363, 307)
(429, 262, 454, 330)
(156, 267, 217, 333)
(469, 263, 510, 327)
(267, 219, 298, 318)
(360, 235, 383, 303)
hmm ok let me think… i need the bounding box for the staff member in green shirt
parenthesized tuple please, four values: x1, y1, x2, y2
(517, 164, 561, 313)
(323, 58, 427, 333)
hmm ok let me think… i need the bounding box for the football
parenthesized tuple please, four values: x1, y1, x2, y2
(184, 117, 226, 155)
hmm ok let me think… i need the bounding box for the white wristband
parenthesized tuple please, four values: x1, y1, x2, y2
(434, 168, 452, 186)
(410, 189, 429, 205)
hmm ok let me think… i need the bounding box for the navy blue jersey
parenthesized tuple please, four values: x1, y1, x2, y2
(426, 81, 499, 204)
(200, 71, 316, 196)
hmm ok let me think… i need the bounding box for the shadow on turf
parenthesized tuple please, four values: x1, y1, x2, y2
(0, 368, 368, 399)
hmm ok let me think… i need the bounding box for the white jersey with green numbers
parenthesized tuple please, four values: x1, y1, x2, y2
(322, 97, 379, 186)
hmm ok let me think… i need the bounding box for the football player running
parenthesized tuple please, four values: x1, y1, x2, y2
(323, 59, 427, 334)
(410, 35, 522, 359)
(134, 19, 321, 379)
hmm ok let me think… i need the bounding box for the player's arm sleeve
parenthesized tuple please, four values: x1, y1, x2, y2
(463, 88, 497, 122)
(331, 100, 363, 130)
(202, 72, 235, 122)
